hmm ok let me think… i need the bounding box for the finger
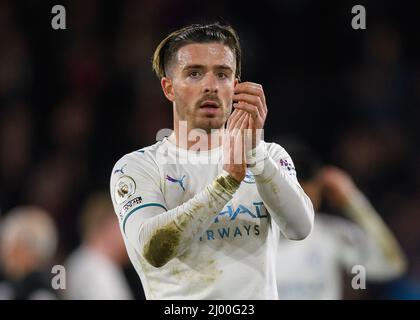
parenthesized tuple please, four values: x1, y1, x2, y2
(233, 93, 261, 106)
(237, 83, 267, 115)
(239, 113, 249, 142)
(234, 82, 267, 112)
(232, 112, 247, 139)
(240, 113, 250, 129)
(226, 109, 236, 128)
(233, 110, 248, 130)
(234, 101, 259, 119)
(234, 111, 248, 129)
(226, 108, 241, 130)
(233, 93, 265, 117)
(233, 92, 265, 116)
(224, 112, 242, 163)
(235, 113, 249, 161)
(234, 82, 258, 91)
(241, 114, 253, 152)
(228, 111, 247, 135)
(227, 112, 247, 165)
(237, 111, 248, 130)
(235, 81, 262, 91)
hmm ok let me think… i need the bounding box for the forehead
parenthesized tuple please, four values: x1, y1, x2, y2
(174, 42, 235, 69)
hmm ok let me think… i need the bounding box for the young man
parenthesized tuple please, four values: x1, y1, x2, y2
(110, 23, 314, 299)
(275, 143, 407, 299)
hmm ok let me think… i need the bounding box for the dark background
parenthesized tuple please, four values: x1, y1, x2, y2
(0, 0, 419, 299)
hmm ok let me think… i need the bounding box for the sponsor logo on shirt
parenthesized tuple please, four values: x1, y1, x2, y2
(278, 159, 296, 176)
(199, 202, 268, 242)
(200, 224, 261, 241)
(214, 202, 268, 222)
(113, 164, 127, 175)
(119, 196, 143, 221)
(166, 174, 187, 191)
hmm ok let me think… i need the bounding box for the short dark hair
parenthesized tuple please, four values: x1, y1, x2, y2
(152, 22, 241, 80)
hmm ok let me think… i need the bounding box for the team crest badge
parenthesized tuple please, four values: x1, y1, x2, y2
(115, 175, 136, 204)
(243, 170, 255, 184)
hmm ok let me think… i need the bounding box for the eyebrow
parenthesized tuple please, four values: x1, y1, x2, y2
(183, 64, 233, 72)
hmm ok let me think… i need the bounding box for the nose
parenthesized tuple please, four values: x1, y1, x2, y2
(203, 74, 218, 94)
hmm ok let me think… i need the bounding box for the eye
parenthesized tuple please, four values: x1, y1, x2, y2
(217, 72, 227, 79)
(188, 71, 201, 78)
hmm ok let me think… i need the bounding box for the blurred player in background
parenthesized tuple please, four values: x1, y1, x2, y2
(110, 23, 314, 299)
(0, 206, 59, 300)
(275, 143, 407, 299)
(65, 192, 133, 300)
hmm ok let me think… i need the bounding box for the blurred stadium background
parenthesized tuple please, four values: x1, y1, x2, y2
(0, 0, 419, 299)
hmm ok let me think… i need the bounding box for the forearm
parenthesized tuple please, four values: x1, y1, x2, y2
(247, 144, 314, 240)
(343, 191, 407, 274)
(138, 171, 239, 268)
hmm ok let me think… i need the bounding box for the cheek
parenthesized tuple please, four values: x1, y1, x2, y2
(221, 79, 235, 96)
(221, 86, 234, 104)
(174, 82, 197, 105)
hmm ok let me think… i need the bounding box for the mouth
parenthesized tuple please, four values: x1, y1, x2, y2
(199, 101, 221, 116)
(200, 101, 220, 109)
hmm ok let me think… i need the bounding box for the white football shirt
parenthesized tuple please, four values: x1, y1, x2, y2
(110, 137, 305, 299)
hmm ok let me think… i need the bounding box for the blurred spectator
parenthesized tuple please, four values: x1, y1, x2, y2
(64, 191, 133, 300)
(275, 142, 407, 299)
(383, 192, 420, 299)
(0, 206, 59, 299)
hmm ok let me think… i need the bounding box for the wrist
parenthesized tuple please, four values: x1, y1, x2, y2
(246, 142, 267, 175)
(213, 170, 241, 196)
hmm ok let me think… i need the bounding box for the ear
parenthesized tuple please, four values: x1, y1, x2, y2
(161, 77, 175, 102)
(234, 78, 239, 87)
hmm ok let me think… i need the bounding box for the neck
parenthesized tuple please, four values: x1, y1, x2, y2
(171, 121, 223, 151)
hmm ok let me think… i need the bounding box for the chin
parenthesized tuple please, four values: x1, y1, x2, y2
(195, 118, 224, 132)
